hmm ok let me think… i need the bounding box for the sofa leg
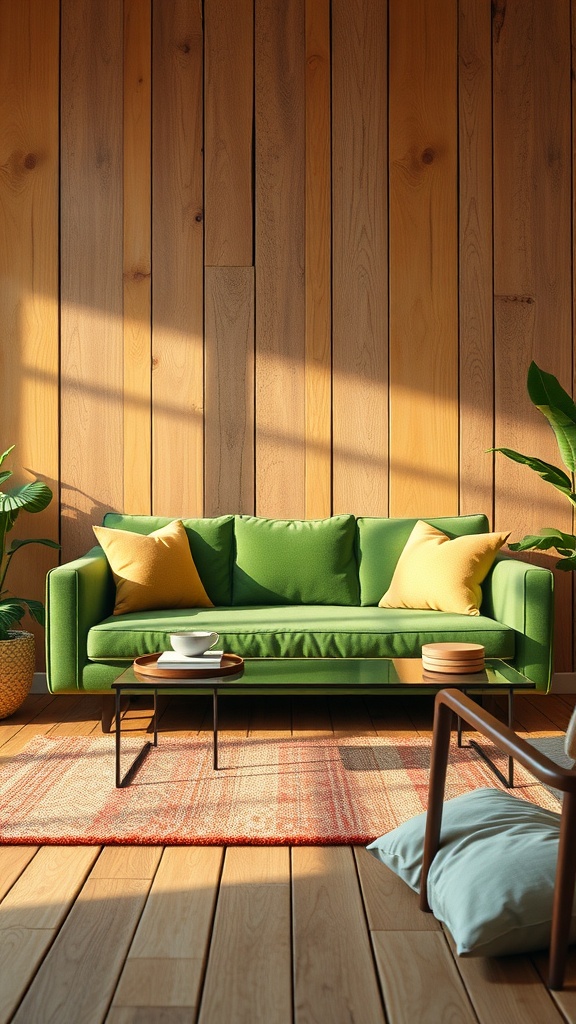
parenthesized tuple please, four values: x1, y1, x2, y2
(101, 695, 115, 734)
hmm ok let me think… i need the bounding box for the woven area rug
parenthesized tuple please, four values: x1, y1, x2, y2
(0, 733, 560, 845)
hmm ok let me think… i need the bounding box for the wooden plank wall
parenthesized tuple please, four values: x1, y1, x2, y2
(0, 0, 575, 671)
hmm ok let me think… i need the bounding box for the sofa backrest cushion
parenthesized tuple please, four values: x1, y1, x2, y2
(232, 514, 360, 606)
(356, 514, 490, 606)
(102, 513, 234, 605)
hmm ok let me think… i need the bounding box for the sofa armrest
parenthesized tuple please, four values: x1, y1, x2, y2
(45, 546, 115, 693)
(481, 555, 554, 691)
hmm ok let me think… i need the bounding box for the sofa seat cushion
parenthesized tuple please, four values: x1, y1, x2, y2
(87, 606, 515, 661)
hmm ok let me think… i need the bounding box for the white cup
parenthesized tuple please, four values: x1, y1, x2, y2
(169, 631, 220, 656)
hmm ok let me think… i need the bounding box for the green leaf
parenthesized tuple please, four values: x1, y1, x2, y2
(0, 480, 53, 516)
(556, 555, 576, 572)
(7, 538, 60, 554)
(0, 600, 26, 635)
(527, 361, 576, 474)
(14, 598, 45, 626)
(488, 447, 575, 499)
(0, 445, 15, 469)
(509, 529, 576, 554)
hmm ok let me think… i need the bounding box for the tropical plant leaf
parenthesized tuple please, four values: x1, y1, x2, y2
(15, 598, 45, 626)
(0, 445, 15, 468)
(509, 529, 576, 554)
(0, 600, 26, 635)
(488, 447, 575, 500)
(556, 555, 576, 572)
(527, 361, 576, 474)
(7, 538, 60, 554)
(0, 480, 53, 515)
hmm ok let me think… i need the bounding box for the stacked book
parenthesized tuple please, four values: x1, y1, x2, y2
(421, 642, 485, 674)
(157, 649, 224, 671)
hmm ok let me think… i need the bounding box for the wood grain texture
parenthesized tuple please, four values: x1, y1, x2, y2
(5, 0, 576, 678)
(255, 0, 306, 518)
(89, 846, 162, 880)
(0, 0, 59, 667)
(12, 877, 151, 1024)
(126, 846, 222, 959)
(0, 847, 38, 903)
(389, 0, 459, 517)
(0, 846, 100, 1024)
(198, 846, 292, 1024)
(459, 0, 494, 521)
(372, 931, 476, 1024)
(205, 267, 255, 514)
(1, 846, 99, 930)
(305, 0, 331, 518)
(292, 846, 386, 1024)
(113, 847, 222, 1012)
(493, 0, 573, 670)
(123, 0, 152, 515)
(204, 0, 253, 266)
(2, 693, 575, 1019)
(533, 946, 576, 1023)
(152, 0, 204, 518)
(60, 0, 124, 560)
(332, 0, 388, 517)
(354, 848, 440, 933)
(449, 940, 565, 1024)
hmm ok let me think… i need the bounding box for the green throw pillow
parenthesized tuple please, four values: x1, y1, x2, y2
(366, 788, 571, 957)
(232, 514, 359, 606)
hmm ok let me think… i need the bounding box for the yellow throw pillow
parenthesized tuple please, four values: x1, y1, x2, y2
(93, 519, 213, 615)
(378, 520, 510, 616)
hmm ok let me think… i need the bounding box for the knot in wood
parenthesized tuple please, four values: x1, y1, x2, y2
(422, 148, 435, 165)
(24, 153, 37, 170)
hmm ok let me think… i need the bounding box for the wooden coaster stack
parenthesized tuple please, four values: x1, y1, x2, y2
(421, 642, 485, 674)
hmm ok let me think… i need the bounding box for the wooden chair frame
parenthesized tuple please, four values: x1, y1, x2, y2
(420, 688, 576, 990)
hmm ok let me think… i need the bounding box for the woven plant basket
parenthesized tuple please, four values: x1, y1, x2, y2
(0, 630, 35, 719)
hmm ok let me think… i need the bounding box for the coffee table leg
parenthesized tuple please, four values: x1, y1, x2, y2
(115, 688, 121, 788)
(114, 686, 154, 789)
(213, 686, 219, 770)
(467, 687, 515, 788)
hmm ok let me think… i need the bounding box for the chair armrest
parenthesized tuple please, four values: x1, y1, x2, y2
(421, 688, 576, 990)
(481, 555, 554, 691)
(45, 546, 114, 693)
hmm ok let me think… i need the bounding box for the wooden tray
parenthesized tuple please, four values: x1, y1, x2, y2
(133, 653, 244, 680)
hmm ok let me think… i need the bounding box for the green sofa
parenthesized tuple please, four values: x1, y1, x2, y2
(45, 513, 554, 699)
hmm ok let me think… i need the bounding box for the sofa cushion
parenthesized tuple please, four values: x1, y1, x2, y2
(93, 520, 213, 615)
(102, 513, 234, 605)
(357, 514, 490, 606)
(378, 520, 510, 616)
(232, 515, 359, 606)
(87, 605, 515, 661)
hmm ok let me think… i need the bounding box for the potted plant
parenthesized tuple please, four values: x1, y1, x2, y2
(0, 445, 59, 718)
(490, 361, 576, 569)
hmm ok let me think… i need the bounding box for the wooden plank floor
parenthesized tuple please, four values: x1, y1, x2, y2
(1, 690, 576, 1023)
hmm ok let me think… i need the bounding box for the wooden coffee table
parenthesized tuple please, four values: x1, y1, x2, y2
(111, 656, 536, 786)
